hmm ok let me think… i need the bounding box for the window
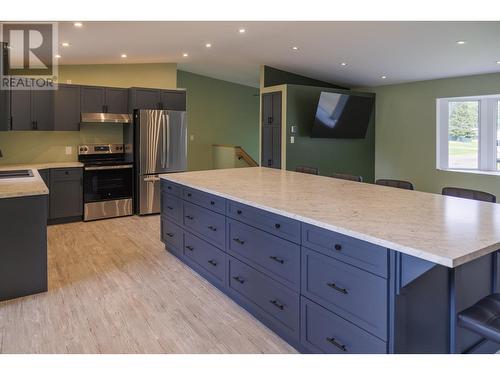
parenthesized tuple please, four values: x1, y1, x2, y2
(437, 95, 500, 173)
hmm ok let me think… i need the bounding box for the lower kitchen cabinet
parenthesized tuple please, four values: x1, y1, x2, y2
(43, 167, 83, 224)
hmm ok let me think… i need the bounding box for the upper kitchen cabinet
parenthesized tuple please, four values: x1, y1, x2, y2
(81, 85, 128, 114)
(11, 89, 54, 131)
(160, 90, 186, 111)
(0, 90, 10, 131)
(54, 84, 81, 131)
(129, 88, 186, 112)
(129, 87, 161, 111)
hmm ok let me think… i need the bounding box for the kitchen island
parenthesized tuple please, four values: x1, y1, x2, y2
(159, 167, 500, 354)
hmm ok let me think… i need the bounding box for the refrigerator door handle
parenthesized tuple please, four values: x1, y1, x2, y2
(166, 113, 171, 169)
(161, 113, 167, 169)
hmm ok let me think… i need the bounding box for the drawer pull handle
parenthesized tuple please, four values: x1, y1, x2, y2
(326, 337, 347, 352)
(207, 225, 217, 232)
(232, 238, 245, 245)
(327, 282, 348, 294)
(210, 201, 215, 205)
(236, 210, 242, 215)
(187, 192, 192, 197)
(334, 244, 342, 251)
(167, 186, 172, 190)
(274, 223, 281, 229)
(185, 215, 194, 220)
(269, 299, 284, 310)
(232, 276, 245, 284)
(166, 232, 174, 237)
(166, 206, 174, 210)
(269, 255, 285, 264)
(207, 259, 218, 267)
(185, 245, 194, 251)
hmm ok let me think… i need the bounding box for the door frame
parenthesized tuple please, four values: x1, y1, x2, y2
(259, 84, 287, 170)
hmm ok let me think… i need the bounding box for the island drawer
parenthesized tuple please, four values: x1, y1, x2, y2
(302, 247, 388, 340)
(183, 187, 226, 214)
(227, 218, 300, 291)
(161, 218, 184, 257)
(184, 231, 226, 286)
(301, 297, 386, 354)
(161, 179, 182, 198)
(302, 224, 388, 277)
(227, 200, 301, 244)
(228, 256, 300, 339)
(183, 201, 226, 249)
(161, 192, 183, 223)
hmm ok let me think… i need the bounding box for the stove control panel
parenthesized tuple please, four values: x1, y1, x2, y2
(78, 144, 124, 155)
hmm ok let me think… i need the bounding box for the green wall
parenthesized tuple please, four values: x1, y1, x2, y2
(369, 72, 500, 197)
(177, 70, 259, 171)
(286, 84, 376, 182)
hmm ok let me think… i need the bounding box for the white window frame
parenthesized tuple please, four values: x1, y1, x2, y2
(436, 94, 499, 173)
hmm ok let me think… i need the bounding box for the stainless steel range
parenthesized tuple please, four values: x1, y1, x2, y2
(78, 143, 133, 221)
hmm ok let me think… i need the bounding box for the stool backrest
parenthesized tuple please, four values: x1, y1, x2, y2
(332, 173, 363, 182)
(375, 179, 414, 190)
(295, 166, 319, 175)
(442, 187, 496, 203)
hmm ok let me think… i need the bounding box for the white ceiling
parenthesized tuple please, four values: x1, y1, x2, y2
(57, 21, 500, 88)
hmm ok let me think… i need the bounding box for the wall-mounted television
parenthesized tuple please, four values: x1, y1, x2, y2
(311, 91, 375, 139)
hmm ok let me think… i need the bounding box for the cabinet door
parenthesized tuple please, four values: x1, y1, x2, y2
(129, 88, 161, 111)
(160, 90, 186, 111)
(80, 86, 106, 113)
(31, 90, 54, 131)
(105, 87, 128, 113)
(0, 90, 10, 131)
(10, 90, 32, 130)
(54, 84, 80, 131)
(261, 91, 281, 169)
(49, 168, 83, 219)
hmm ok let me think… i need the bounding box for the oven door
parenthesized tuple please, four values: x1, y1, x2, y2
(84, 165, 133, 203)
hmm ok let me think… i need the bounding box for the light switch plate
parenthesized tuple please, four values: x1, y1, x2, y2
(290, 125, 298, 134)
(65, 146, 72, 155)
(190, 134, 194, 141)
(290, 136, 295, 144)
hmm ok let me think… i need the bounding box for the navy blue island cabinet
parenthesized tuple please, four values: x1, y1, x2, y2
(160, 178, 500, 354)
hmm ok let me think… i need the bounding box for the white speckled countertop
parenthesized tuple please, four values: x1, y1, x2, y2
(161, 167, 500, 268)
(0, 162, 83, 199)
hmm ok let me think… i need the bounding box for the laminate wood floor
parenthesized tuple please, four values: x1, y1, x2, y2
(0, 215, 297, 354)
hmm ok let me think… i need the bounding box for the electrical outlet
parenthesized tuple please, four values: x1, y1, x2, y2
(290, 136, 295, 144)
(190, 134, 194, 141)
(65, 146, 72, 155)
(66, 80, 72, 84)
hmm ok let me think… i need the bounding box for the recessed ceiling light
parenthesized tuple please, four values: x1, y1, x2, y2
(381, 75, 387, 79)
(121, 54, 127, 58)
(456, 40, 467, 45)
(205, 43, 212, 48)
(61, 42, 70, 47)
(340, 62, 347, 66)
(182, 53, 189, 58)
(496, 61, 500, 64)
(74, 22, 83, 28)
(291, 46, 299, 51)
(238, 28, 246, 34)
(55, 54, 61, 59)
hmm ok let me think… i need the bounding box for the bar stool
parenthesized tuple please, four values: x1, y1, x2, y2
(375, 179, 414, 190)
(332, 173, 363, 182)
(442, 187, 496, 203)
(295, 166, 319, 175)
(457, 294, 500, 345)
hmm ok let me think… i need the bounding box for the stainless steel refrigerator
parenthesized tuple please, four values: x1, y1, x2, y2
(132, 109, 187, 215)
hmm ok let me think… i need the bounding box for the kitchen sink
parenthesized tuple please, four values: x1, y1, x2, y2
(0, 169, 34, 179)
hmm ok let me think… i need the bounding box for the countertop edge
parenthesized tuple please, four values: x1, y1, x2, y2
(160, 174, 499, 268)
